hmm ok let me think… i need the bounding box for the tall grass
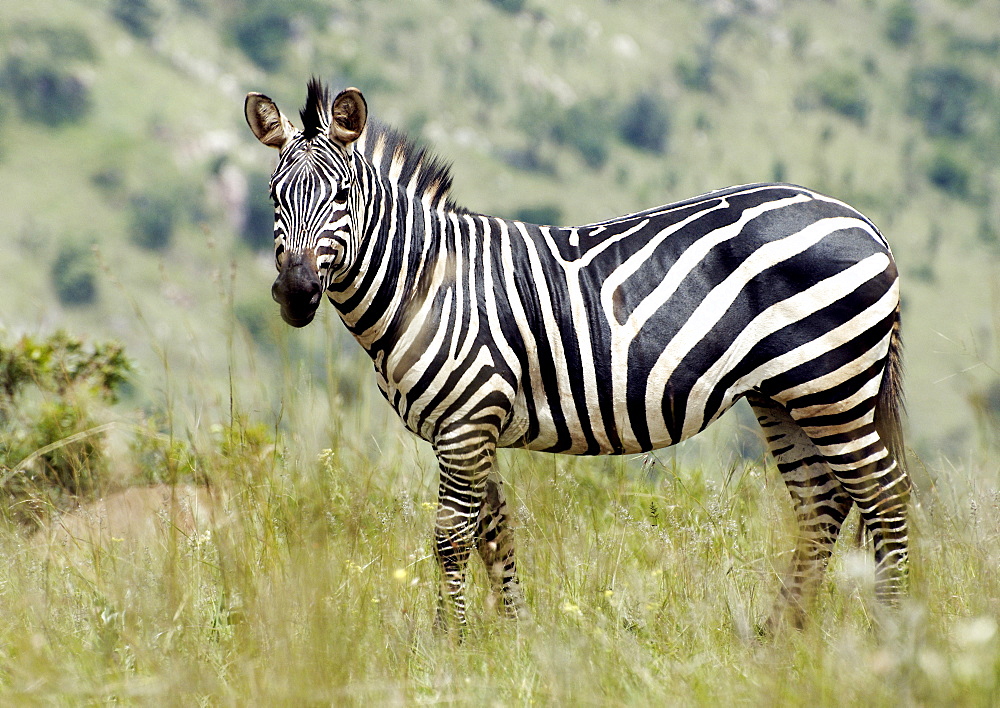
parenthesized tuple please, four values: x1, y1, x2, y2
(4, 373, 1000, 704)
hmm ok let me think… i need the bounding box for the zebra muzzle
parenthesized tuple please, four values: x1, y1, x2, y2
(272, 254, 322, 327)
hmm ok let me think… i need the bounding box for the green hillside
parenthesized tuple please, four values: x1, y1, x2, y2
(3, 0, 998, 462)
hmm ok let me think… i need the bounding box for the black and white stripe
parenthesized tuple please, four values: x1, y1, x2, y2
(246, 80, 909, 629)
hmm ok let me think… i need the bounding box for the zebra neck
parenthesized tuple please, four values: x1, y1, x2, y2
(329, 161, 464, 359)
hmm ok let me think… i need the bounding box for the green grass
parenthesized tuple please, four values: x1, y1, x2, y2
(3, 379, 1000, 705)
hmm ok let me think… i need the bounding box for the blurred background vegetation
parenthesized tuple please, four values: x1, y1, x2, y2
(1, 0, 999, 488)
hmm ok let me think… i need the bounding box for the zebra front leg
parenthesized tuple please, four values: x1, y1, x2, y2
(432, 433, 495, 631)
(476, 473, 529, 620)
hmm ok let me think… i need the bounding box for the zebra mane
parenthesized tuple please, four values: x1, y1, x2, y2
(360, 121, 465, 213)
(299, 78, 332, 140)
(299, 79, 463, 212)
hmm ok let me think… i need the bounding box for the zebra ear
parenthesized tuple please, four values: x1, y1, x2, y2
(331, 88, 367, 146)
(245, 92, 296, 149)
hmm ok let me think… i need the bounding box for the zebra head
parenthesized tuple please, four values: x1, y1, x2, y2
(244, 82, 368, 327)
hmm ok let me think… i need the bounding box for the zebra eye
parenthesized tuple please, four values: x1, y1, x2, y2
(334, 186, 350, 204)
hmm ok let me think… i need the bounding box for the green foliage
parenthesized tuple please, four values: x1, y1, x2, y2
(1, 24, 96, 127)
(228, 0, 328, 71)
(241, 172, 276, 252)
(676, 49, 714, 92)
(806, 69, 869, 124)
(926, 149, 971, 198)
(907, 64, 981, 138)
(231, 9, 293, 71)
(513, 204, 563, 226)
(110, 0, 160, 40)
(619, 92, 671, 154)
(552, 99, 615, 169)
(128, 419, 198, 486)
(0, 331, 130, 407)
(128, 192, 179, 250)
(0, 332, 131, 520)
(235, 294, 280, 350)
(487, 0, 525, 14)
(885, 2, 918, 47)
(51, 241, 98, 307)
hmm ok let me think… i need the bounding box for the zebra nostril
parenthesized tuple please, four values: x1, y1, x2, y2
(307, 280, 321, 305)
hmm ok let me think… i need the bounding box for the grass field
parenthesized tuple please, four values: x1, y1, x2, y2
(3, 370, 1000, 705)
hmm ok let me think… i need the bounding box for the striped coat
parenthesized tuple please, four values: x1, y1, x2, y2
(246, 81, 908, 630)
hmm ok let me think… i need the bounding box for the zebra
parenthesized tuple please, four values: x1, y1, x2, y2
(244, 79, 909, 630)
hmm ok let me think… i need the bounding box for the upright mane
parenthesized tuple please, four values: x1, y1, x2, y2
(301, 79, 464, 213)
(299, 78, 332, 140)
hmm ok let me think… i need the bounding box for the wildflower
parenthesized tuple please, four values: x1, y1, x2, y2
(561, 601, 582, 616)
(393, 568, 408, 583)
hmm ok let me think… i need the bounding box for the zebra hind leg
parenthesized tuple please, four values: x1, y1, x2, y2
(791, 407, 911, 611)
(749, 396, 853, 630)
(475, 473, 529, 620)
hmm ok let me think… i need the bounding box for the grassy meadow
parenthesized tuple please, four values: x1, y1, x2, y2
(3, 0, 1000, 704)
(3, 319, 1000, 704)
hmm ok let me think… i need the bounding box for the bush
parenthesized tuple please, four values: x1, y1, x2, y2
(0, 332, 131, 521)
(129, 193, 178, 250)
(111, 0, 160, 40)
(51, 241, 99, 306)
(808, 69, 869, 124)
(241, 173, 276, 251)
(1, 25, 96, 127)
(513, 205, 563, 226)
(619, 92, 670, 153)
(676, 50, 714, 92)
(885, 2, 918, 46)
(235, 295, 280, 351)
(487, 0, 525, 13)
(552, 99, 614, 169)
(927, 150, 971, 198)
(907, 64, 981, 138)
(231, 9, 293, 71)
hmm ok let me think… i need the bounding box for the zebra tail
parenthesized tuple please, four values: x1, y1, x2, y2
(875, 307, 906, 475)
(854, 306, 906, 549)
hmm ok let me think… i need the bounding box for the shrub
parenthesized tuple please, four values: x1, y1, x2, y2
(51, 241, 98, 306)
(552, 99, 614, 169)
(241, 173, 276, 251)
(111, 0, 160, 40)
(235, 295, 280, 351)
(513, 205, 563, 226)
(2, 25, 96, 127)
(619, 92, 671, 154)
(907, 64, 981, 138)
(488, 0, 525, 13)
(231, 9, 293, 71)
(927, 150, 971, 198)
(676, 50, 714, 92)
(129, 192, 178, 250)
(0, 332, 131, 521)
(808, 69, 869, 124)
(227, 0, 328, 65)
(885, 2, 918, 47)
